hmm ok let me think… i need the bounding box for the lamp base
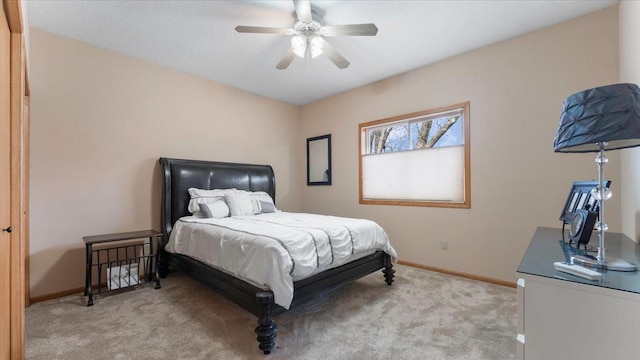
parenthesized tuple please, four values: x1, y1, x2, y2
(571, 255, 637, 272)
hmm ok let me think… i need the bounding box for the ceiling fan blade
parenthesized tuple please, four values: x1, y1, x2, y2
(276, 47, 296, 70)
(322, 24, 378, 36)
(293, 0, 312, 23)
(321, 41, 350, 69)
(235, 26, 291, 34)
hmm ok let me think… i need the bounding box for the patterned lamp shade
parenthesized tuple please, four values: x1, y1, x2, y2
(554, 83, 640, 153)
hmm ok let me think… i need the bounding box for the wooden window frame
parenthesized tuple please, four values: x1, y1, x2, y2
(358, 102, 470, 208)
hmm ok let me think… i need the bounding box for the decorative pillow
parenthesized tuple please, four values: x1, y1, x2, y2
(198, 201, 229, 219)
(225, 191, 254, 216)
(199, 203, 213, 218)
(249, 191, 276, 213)
(188, 195, 226, 216)
(257, 200, 276, 213)
(187, 188, 236, 214)
(249, 191, 275, 205)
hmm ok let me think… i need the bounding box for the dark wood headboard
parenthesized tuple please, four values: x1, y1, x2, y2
(159, 157, 276, 243)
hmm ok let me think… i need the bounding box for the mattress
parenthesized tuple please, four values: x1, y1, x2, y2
(165, 212, 397, 308)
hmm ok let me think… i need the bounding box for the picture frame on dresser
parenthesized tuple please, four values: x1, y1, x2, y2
(558, 180, 611, 224)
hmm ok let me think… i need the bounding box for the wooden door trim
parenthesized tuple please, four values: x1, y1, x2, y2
(4, 0, 22, 34)
(2, 1, 28, 359)
(23, 94, 28, 306)
(0, 2, 11, 358)
(9, 32, 25, 359)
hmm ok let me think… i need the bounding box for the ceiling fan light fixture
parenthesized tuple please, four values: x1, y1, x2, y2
(291, 35, 324, 59)
(291, 35, 307, 58)
(236, 0, 377, 69)
(310, 36, 324, 58)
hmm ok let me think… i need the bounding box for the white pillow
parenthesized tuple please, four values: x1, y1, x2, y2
(225, 191, 254, 216)
(249, 191, 276, 214)
(187, 188, 236, 214)
(249, 191, 274, 204)
(198, 201, 230, 219)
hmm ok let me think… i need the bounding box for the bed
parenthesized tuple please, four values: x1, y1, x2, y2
(158, 157, 396, 354)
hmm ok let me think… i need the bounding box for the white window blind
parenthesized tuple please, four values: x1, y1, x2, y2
(362, 145, 464, 201)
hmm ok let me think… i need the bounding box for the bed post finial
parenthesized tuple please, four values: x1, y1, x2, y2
(255, 291, 277, 354)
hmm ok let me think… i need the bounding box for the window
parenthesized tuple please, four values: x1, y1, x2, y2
(359, 102, 470, 208)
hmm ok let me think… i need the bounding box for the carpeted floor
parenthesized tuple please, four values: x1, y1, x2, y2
(26, 264, 516, 360)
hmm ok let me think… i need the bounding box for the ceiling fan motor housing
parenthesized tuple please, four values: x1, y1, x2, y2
(294, 19, 322, 36)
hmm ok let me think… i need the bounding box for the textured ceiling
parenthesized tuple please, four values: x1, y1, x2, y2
(28, 0, 618, 106)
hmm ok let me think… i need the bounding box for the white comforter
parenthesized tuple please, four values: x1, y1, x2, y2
(165, 212, 397, 309)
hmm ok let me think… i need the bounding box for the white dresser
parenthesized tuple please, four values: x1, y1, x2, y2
(516, 227, 640, 359)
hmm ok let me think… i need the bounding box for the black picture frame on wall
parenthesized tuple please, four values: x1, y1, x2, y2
(559, 180, 611, 224)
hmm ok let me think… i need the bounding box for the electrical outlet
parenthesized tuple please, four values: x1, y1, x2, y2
(441, 240, 448, 250)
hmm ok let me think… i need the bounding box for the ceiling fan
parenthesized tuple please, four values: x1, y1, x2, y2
(235, 0, 378, 70)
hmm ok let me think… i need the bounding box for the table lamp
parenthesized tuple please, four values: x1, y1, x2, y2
(554, 83, 640, 271)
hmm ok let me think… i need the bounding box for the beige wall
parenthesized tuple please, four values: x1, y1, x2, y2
(299, 7, 620, 283)
(29, 29, 301, 297)
(619, 1, 640, 242)
(30, 6, 622, 297)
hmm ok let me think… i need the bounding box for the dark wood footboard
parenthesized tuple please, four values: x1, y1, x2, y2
(160, 249, 394, 354)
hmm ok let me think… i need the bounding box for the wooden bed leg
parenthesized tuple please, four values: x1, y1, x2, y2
(383, 254, 395, 285)
(255, 292, 277, 355)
